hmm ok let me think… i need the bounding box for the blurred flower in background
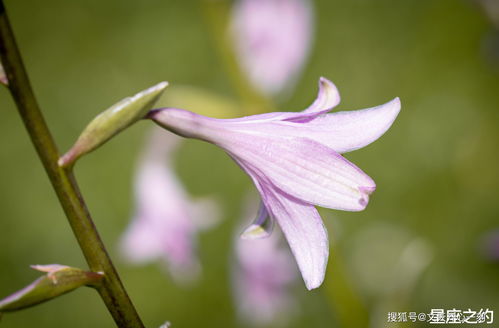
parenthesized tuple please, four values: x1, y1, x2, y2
(480, 229, 499, 262)
(233, 198, 298, 326)
(231, 0, 313, 96)
(120, 127, 218, 284)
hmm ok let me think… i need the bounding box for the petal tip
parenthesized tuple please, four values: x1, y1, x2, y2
(305, 281, 322, 291)
(357, 185, 376, 209)
(392, 96, 401, 110)
(318, 77, 340, 103)
(320, 77, 340, 105)
(382, 97, 401, 131)
(318, 76, 329, 84)
(360, 185, 376, 195)
(301, 77, 341, 114)
(240, 224, 271, 240)
(387, 97, 402, 118)
(304, 277, 324, 290)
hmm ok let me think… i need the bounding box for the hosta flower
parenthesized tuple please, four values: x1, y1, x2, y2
(150, 77, 400, 289)
(120, 127, 218, 283)
(231, 0, 313, 95)
(233, 229, 297, 326)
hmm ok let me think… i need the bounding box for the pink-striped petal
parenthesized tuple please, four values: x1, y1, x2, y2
(301, 97, 401, 153)
(219, 97, 399, 155)
(225, 136, 376, 211)
(285, 77, 340, 120)
(260, 186, 329, 290)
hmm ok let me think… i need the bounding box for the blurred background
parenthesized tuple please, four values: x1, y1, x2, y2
(0, 0, 498, 327)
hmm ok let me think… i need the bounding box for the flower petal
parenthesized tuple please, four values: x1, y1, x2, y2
(230, 154, 330, 289)
(241, 202, 274, 240)
(260, 186, 329, 290)
(150, 78, 340, 136)
(304, 77, 341, 113)
(212, 77, 340, 125)
(284, 77, 340, 122)
(226, 136, 376, 211)
(218, 98, 399, 154)
(301, 97, 401, 153)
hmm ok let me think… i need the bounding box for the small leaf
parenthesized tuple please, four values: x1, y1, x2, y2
(59, 81, 168, 168)
(0, 264, 103, 312)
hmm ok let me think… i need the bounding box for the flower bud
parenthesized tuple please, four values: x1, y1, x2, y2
(59, 81, 168, 168)
(0, 264, 103, 312)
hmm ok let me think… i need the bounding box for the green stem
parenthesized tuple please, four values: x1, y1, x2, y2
(200, 0, 274, 115)
(0, 2, 144, 327)
(325, 244, 369, 328)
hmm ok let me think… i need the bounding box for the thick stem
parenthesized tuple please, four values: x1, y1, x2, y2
(0, 2, 144, 327)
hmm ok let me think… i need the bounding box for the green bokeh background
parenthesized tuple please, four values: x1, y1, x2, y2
(1, 0, 498, 327)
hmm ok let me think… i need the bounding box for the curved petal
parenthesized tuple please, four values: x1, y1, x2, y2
(225, 154, 276, 241)
(227, 136, 376, 211)
(218, 77, 340, 125)
(261, 186, 329, 290)
(284, 77, 340, 122)
(241, 202, 274, 240)
(302, 97, 401, 153)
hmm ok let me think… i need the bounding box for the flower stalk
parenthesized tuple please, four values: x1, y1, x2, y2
(200, 0, 273, 114)
(0, 1, 144, 327)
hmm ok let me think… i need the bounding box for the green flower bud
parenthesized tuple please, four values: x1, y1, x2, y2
(59, 81, 168, 168)
(0, 264, 103, 312)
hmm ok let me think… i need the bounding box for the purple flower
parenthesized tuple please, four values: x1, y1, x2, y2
(120, 127, 218, 284)
(233, 230, 297, 326)
(231, 0, 313, 95)
(150, 77, 401, 289)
